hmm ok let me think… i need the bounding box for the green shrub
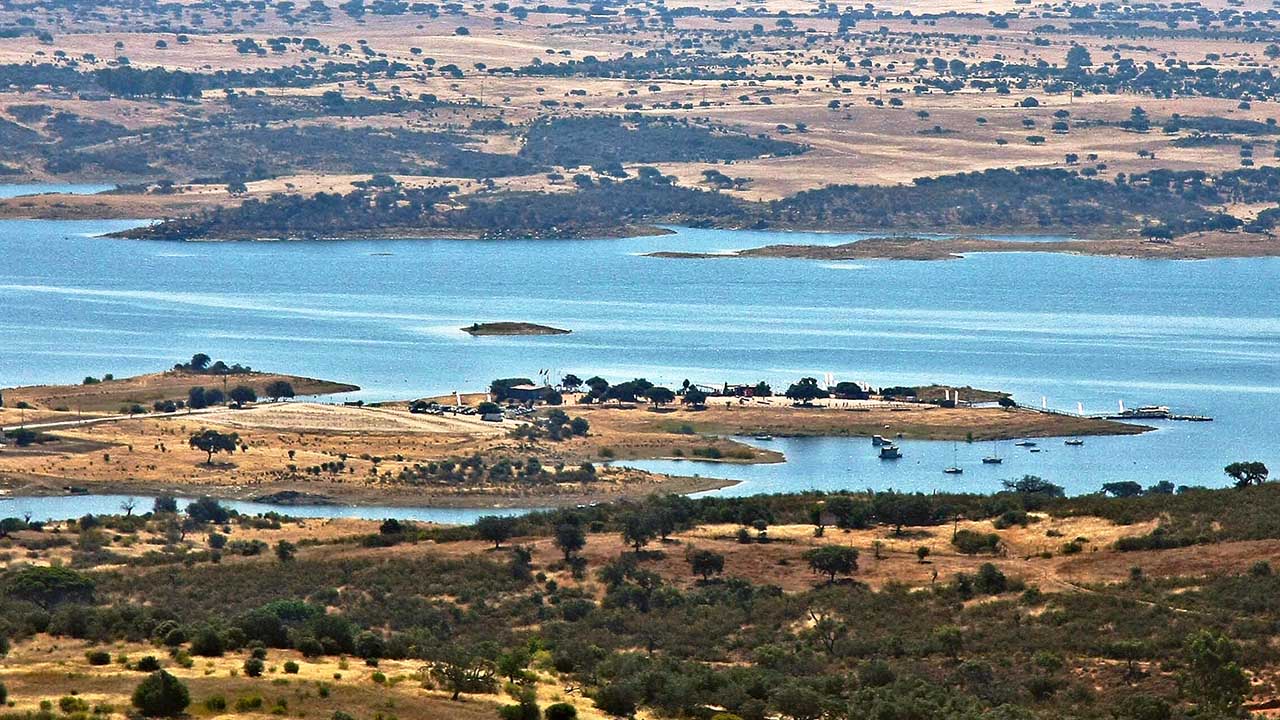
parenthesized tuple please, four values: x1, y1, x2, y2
(244, 658, 265, 677)
(973, 563, 1008, 595)
(85, 650, 111, 666)
(297, 637, 325, 657)
(545, 702, 578, 720)
(1113, 694, 1171, 720)
(131, 671, 190, 717)
(190, 626, 225, 657)
(283, 660, 300, 674)
(951, 529, 1000, 555)
(993, 510, 1030, 529)
(134, 656, 162, 672)
(204, 695, 227, 711)
(1114, 528, 1196, 552)
(162, 627, 186, 646)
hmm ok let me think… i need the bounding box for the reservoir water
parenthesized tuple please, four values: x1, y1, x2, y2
(0, 183, 116, 199)
(2, 213, 1278, 511)
(0, 493, 531, 524)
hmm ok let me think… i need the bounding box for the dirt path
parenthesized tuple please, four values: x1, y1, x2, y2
(196, 402, 508, 435)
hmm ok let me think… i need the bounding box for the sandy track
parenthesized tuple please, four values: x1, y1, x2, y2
(198, 401, 507, 435)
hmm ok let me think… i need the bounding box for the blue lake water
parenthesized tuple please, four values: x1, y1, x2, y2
(1, 216, 1277, 509)
(0, 184, 116, 199)
(0, 493, 532, 524)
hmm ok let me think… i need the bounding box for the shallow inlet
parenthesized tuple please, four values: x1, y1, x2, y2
(0, 494, 536, 524)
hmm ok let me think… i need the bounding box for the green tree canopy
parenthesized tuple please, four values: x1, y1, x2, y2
(4, 566, 95, 608)
(682, 387, 709, 408)
(188, 429, 239, 464)
(802, 545, 858, 583)
(687, 548, 725, 580)
(228, 384, 257, 407)
(132, 671, 190, 717)
(1180, 630, 1248, 714)
(784, 377, 829, 405)
(264, 380, 295, 401)
(1225, 461, 1268, 488)
(554, 522, 586, 561)
(644, 386, 675, 406)
(476, 515, 517, 548)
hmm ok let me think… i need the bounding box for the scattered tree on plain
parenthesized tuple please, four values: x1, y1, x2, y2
(188, 429, 240, 464)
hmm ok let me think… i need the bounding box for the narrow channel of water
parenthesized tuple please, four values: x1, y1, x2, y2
(0, 493, 535, 523)
(0, 183, 116, 199)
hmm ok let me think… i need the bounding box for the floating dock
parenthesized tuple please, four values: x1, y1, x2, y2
(1100, 405, 1213, 422)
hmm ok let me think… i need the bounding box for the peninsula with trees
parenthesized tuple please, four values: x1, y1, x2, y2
(3, 362, 1153, 508)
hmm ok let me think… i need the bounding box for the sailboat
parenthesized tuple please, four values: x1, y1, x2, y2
(982, 442, 1003, 464)
(943, 443, 963, 474)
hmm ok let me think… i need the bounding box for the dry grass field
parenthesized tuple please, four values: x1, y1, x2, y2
(1, 389, 1145, 506)
(0, 397, 741, 505)
(0, 634, 562, 720)
(2, 370, 358, 415)
(569, 399, 1148, 442)
(4, 474, 1280, 719)
(0, 505, 1187, 720)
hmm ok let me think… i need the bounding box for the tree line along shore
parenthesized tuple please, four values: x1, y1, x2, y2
(110, 167, 1280, 253)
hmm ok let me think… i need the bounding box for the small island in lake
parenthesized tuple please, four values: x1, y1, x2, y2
(462, 322, 571, 336)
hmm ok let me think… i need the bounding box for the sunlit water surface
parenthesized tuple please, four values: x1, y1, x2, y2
(2, 212, 1276, 516)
